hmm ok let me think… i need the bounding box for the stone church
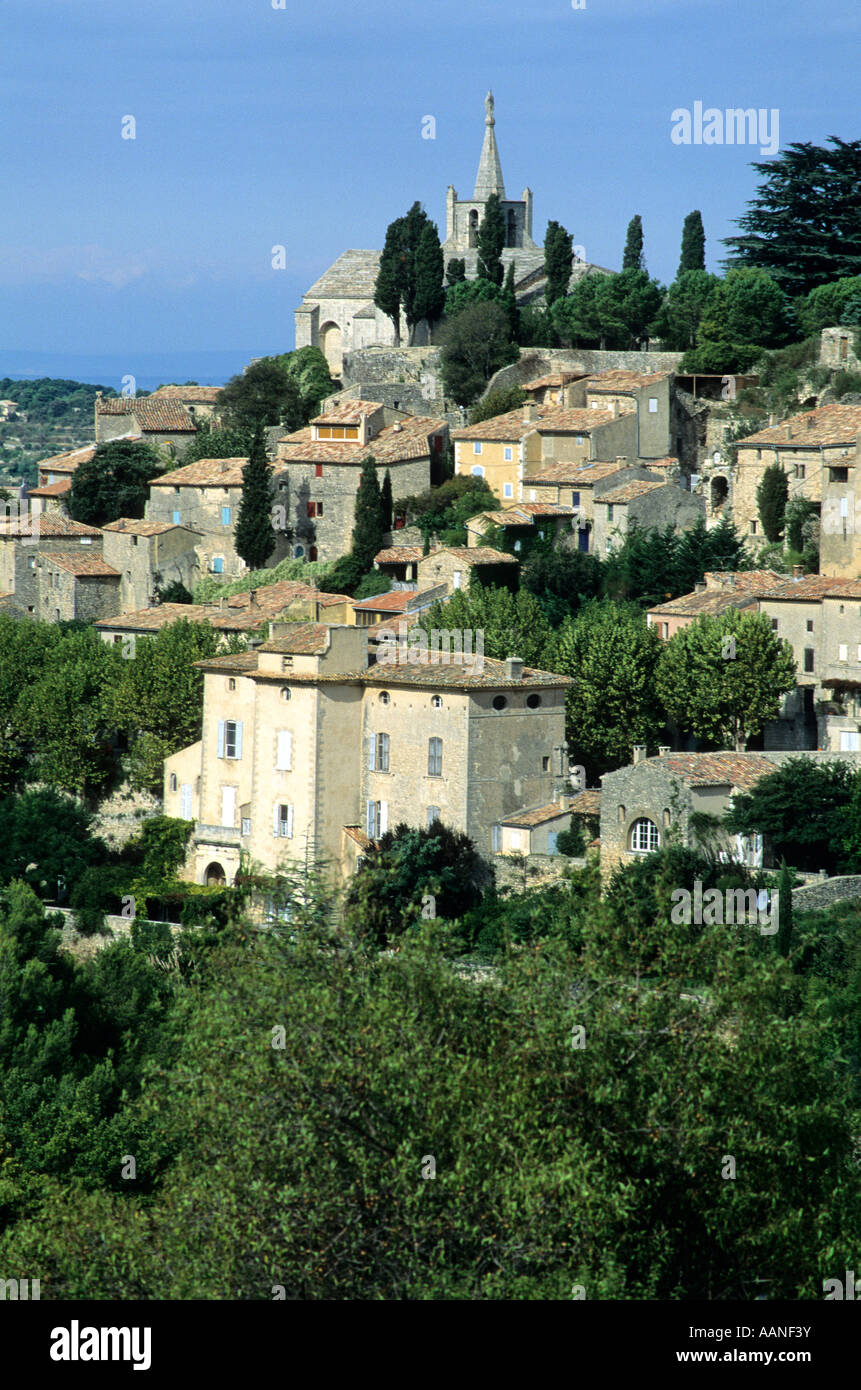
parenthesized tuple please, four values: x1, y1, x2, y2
(294, 93, 608, 376)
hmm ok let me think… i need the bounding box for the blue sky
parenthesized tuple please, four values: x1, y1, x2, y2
(1, 0, 858, 359)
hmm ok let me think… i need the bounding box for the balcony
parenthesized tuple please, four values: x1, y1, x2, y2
(194, 823, 242, 848)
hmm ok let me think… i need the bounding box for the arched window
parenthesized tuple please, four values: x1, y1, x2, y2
(431, 695, 443, 708)
(629, 818, 660, 854)
(204, 861, 227, 886)
(468, 209, 479, 247)
(471, 464, 485, 477)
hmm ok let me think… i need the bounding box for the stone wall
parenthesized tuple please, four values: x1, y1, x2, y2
(493, 851, 584, 893)
(90, 780, 163, 851)
(791, 875, 861, 912)
(486, 348, 684, 399)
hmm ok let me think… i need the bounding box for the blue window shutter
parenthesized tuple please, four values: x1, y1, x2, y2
(217, 721, 225, 758)
(366, 800, 375, 836)
(235, 721, 243, 760)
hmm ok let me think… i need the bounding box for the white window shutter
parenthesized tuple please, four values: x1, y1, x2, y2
(217, 720, 225, 758)
(235, 721, 243, 760)
(180, 784, 192, 820)
(367, 734, 376, 770)
(286, 805, 294, 838)
(277, 730, 292, 770)
(366, 800, 375, 836)
(379, 801, 388, 835)
(273, 803, 280, 836)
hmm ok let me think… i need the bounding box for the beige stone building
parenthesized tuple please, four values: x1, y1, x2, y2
(95, 393, 198, 455)
(27, 445, 97, 518)
(415, 545, 518, 593)
(148, 385, 223, 422)
(590, 477, 703, 557)
(566, 369, 675, 462)
(465, 501, 577, 551)
(732, 404, 861, 545)
(26, 551, 121, 623)
(646, 570, 783, 641)
(163, 622, 572, 892)
(101, 519, 201, 611)
(276, 401, 447, 564)
(0, 513, 103, 597)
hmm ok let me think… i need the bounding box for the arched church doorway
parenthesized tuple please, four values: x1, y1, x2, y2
(319, 321, 343, 375)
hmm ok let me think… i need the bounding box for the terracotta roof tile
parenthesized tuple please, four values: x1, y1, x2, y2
(259, 623, 332, 655)
(522, 372, 581, 390)
(453, 405, 614, 442)
(501, 802, 571, 828)
(597, 479, 666, 503)
(0, 514, 101, 538)
(41, 552, 119, 577)
(649, 751, 777, 790)
(581, 370, 670, 392)
(310, 401, 384, 424)
(149, 385, 222, 402)
(278, 416, 445, 465)
(419, 546, 517, 565)
(343, 825, 375, 851)
(375, 546, 423, 564)
(28, 479, 72, 497)
(97, 397, 197, 432)
(737, 404, 861, 449)
(36, 445, 96, 473)
(525, 460, 629, 486)
(150, 457, 253, 487)
(102, 518, 188, 535)
(570, 789, 602, 815)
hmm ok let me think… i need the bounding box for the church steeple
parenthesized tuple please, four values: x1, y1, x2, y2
(473, 90, 506, 201)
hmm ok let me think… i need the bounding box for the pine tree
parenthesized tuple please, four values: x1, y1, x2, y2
(411, 223, 445, 337)
(234, 424, 276, 570)
(477, 194, 506, 286)
(374, 218, 407, 345)
(446, 258, 467, 285)
(352, 456, 386, 572)
(501, 260, 520, 343)
(679, 211, 706, 275)
(380, 468, 393, 532)
(622, 215, 645, 271)
(544, 220, 574, 306)
(756, 462, 788, 542)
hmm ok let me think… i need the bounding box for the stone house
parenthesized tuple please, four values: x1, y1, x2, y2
(646, 570, 784, 641)
(600, 747, 861, 880)
(148, 385, 222, 422)
(95, 394, 198, 455)
(465, 501, 577, 552)
(100, 519, 202, 611)
(565, 369, 675, 461)
(590, 477, 704, 557)
(520, 459, 659, 552)
(496, 798, 573, 855)
(276, 402, 447, 564)
(350, 586, 446, 628)
(819, 326, 861, 373)
(24, 551, 121, 623)
(416, 545, 518, 594)
(732, 404, 861, 545)
(163, 622, 572, 891)
(0, 514, 104, 596)
(27, 445, 97, 517)
(521, 372, 583, 406)
(372, 545, 425, 584)
(452, 403, 634, 503)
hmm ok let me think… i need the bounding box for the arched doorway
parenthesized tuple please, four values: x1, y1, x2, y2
(468, 209, 479, 247)
(711, 476, 729, 512)
(204, 861, 226, 886)
(319, 321, 343, 375)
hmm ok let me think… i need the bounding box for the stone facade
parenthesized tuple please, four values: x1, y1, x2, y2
(146, 457, 293, 578)
(101, 520, 201, 611)
(0, 517, 104, 598)
(416, 545, 518, 594)
(164, 624, 571, 888)
(591, 477, 704, 558)
(19, 551, 121, 623)
(819, 327, 861, 373)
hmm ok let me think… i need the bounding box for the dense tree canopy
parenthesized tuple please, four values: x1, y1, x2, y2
(69, 439, 165, 527)
(439, 301, 519, 405)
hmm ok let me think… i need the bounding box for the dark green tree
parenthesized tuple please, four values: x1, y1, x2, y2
(622, 215, 645, 271)
(217, 360, 303, 432)
(469, 384, 526, 425)
(344, 820, 484, 947)
(181, 423, 255, 467)
(476, 193, 506, 286)
(439, 301, 519, 406)
(69, 440, 165, 527)
(444, 276, 503, 318)
(723, 138, 861, 296)
(725, 758, 857, 872)
(374, 216, 407, 345)
(446, 258, 466, 285)
(411, 223, 445, 336)
(776, 859, 794, 956)
(352, 457, 386, 572)
(544, 220, 574, 306)
(678, 210, 706, 275)
(756, 462, 789, 542)
(380, 468, 393, 532)
(234, 425, 276, 571)
(501, 260, 520, 343)
(269, 347, 334, 422)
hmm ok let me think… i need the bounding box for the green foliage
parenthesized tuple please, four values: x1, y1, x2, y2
(723, 137, 861, 296)
(233, 424, 276, 571)
(469, 384, 525, 425)
(622, 214, 645, 271)
(154, 578, 193, 605)
(352, 456, 387, 574)
(217, 359, 303, 432)
(655, 609, 796, 752)
(725, 758, 858, 872)
(543, 220, 573, 306)
(380, 467, 393, 532)
(439, 301, 519, 405)
(476, 193, 506, 286)
(268, 347, 334, 421)
(68, 439, 165, 527)
(400, 475, 497, 548)
(756, 462, 789, 542)
(446, 258, 466, 285)
(411, 222, 446, 331)
(797, 276, 861, 338)
(179, 423, 254, 468)
(352, 569, 391, 600)
(678, 210, 706, 275)
(602, 516, 749, 607)
(657, 270, 721, 350)
(374, 203, 443, 345)
(832, 369, 861, 399)
(344, 820, 484, 946)
(553, 269, 663, 350)
(0, 790, 107, 900)
(192, 555, 328, 603)
(517, 305, 556, 348)
(501, 261, 520, 343)
(444, 276, 503, 318)
(521, 547, 603, 624)
(422, 583, 552, 669)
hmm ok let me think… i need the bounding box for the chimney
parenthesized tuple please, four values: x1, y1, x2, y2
(787, 424, 793, 439)
(615, 455, 628, 468)
(659, 745, 670, 756)
(523, 403, 538, 423)
(505, 655, 523, 681)
(792, 565, 803, 580)
(695, 581, 706, 592)
(807, 415, 814, 429)
(220, 596, 228, 610)
(249, 588, 258, 606)
(633, 744, 647, 764)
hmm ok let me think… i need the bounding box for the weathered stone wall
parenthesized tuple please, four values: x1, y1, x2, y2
(486, 348, 683, 399)
(493, 851, 585, 893)
(280, 457, 431, 564)
(467, 689, 568, 853)
(792, 875, 861, 911)
(91, 779, 163, 851)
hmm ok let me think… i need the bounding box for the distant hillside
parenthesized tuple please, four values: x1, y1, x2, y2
(0, 378, 118, 484)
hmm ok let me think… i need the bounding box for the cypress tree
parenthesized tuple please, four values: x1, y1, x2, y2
(411, 222, 446, 337)
(477, 193, 506, 286)
(234, 424, 276, 571)
(374, 218, 407, 345)
(352, 456, 386, 572)
(622, 215, 645, 271)
(756, 462, 788, 542)
(544, 220, 574, 306)
(679, 210, 706, 275)
(446, 258, 467, 285)
(381, 468, 393, 532)
(502, 260, 520, 343)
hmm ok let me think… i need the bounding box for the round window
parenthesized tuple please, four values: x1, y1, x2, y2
(526, 694, 542, 709)
(492, 695, 507, 711)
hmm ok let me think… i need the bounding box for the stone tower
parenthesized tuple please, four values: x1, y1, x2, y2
(442, 91, 542, 274)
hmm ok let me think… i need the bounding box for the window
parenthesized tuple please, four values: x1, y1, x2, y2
(368, 732, 389, 772)
(274, 803, 294, 838)
(607, 504, 614, 521)
(547, 832, 559, 854)
(281, 655, 293, 670)
(473, 442, 482, 455)
(648, 397, 658, 413)
(280, 686, 291, 701)
(426, 805, 441, 828)
(660, 622, 669, 640)
(276, 730, 292, 770)
(503, 483, 513, 498)
(211, 556, 224, 574)
(172, 510, 181, 524)
(803, 648, 815, 673)
(839, 644, 849, 662)
(228, 677, 236, 691)
(491, 825, 502, 852)
(542, 756, 550, 771)
(366, 800, 387, 838)
(431, 695, 442, 708)
(315, 463, 323, 478)
(471, 465, 484, 478)
(571, 491, 580, 506)
(316, 503, 323, 517)
(630, 818, 660, 853)
(180, 784, 193, 819)
(795, 463, 806, 480)
(576, 435, 584, 445)
(427, 737, 443, 776)
(453, 570, 462, 589)
(831, 466, 849, 483)
(221, 506, 231, 526)
(841, 731, 861, 752)
(806, 620, 814, 632)
(750, 520, 757, 534)
(379, 691, 390, 704)
(169, 773, 178, 792)
(218, 719, 243, 759)
(618, 805, 626, 824)
(504, 446, 513, 462)
(771, 618, 779, 631)
(492, 695, 507, 711)
(241, 817, 251, 836)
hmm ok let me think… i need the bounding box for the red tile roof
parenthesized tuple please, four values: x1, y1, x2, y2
(278, 415, 445, 465)
(0, 515, 101, 538)
(310, 401, 384, 424)
(42, 552, 119, 577)
(97, 397, 197, 432)
(453, 405, 614, 442)
(418, 546, 518, 566)
(597, 479, 666, 503)
(375, 546, 423, 565)
(149, 385, 222, 403)
(581, 370, 670, 392)
(28, 479, 72, 497)
(150, 457, 252, 488)
(736, 404, 861, 449)
(36, 445, 96, 474)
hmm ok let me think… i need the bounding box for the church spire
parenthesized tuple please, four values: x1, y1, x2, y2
(473, 90, 506, 201)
